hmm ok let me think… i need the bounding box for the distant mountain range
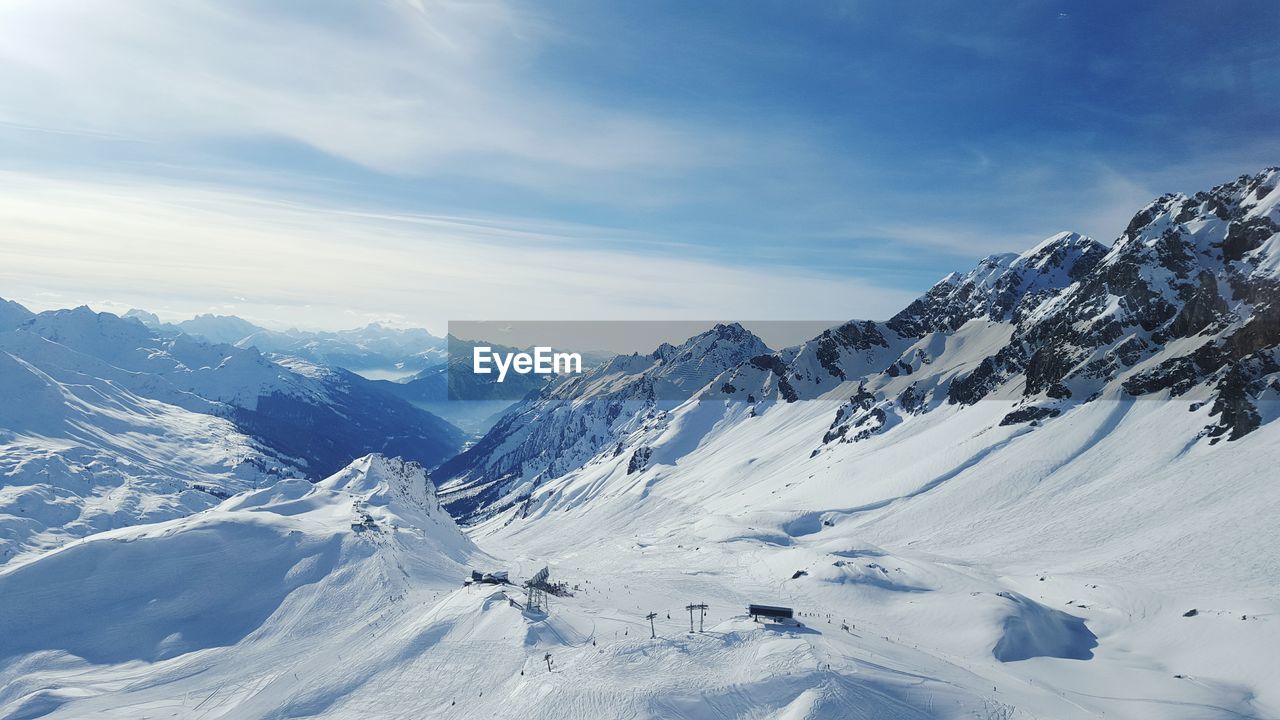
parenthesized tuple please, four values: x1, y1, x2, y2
(368, 335, 552, 435)
(0, 303, 465, 561)
(124, 310, 449, 377)
(123, 313, 569, 434)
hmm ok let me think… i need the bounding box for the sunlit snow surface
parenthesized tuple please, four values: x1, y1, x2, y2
(2, 392, 1277, 719)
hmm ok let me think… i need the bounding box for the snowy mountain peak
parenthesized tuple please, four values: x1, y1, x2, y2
(1015, 231, 1105, 272)
(647, 322, 771, 386)
(698, 321, 755, 342)
(930, 168, 1280, 442)
(887, 231, 1106, 337)
(316, 454, 442, 517)
(1112, 167, 1280, 264)
(1022, 230, 1086, 255)
(27, 304, 156, 351)
(653, 322, 765, 361)
(177, 314, 264, 345)
(0, 297, 34, 330)
(865, 233, 1100, 334)
(122, 308, 162, 327)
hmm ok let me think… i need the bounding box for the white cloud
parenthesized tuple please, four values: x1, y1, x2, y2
(0, 172, 918, 329)
(0, 0, 717, 182)
(0, 1, 922, 333)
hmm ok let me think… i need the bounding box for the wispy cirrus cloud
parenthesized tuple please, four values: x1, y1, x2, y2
(0, 171, 919, 329)
(0, 0, 720, 182)
(0, 0, 1274, 328)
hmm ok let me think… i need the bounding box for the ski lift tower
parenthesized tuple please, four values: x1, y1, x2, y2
(524, 566, 551, 614)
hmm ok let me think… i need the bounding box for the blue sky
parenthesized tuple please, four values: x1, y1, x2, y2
(0, 0, 1276, 330)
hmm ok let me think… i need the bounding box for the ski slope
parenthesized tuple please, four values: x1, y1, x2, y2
(0, 457, 1087, 720)
(2, 431, 1274, 718)
(469, 383, 1278, 719)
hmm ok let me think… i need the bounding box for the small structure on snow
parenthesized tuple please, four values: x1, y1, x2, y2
(466, 569, 510, 586)
(748, 604, 794, 622)
(525, 566, 552, 614)
(685, 602, 709, 632)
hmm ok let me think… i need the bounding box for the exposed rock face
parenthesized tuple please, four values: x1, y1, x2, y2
(887, 232, 1108, 338)
(627, 446, 653, 475)
(938, 169, 1280, 442)
(715, 320, 900, 407)
(717, 169, 1276, 454)
(999, 405, 1061, 427)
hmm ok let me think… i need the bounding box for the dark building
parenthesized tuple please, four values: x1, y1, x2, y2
(748, 604, 794, 621)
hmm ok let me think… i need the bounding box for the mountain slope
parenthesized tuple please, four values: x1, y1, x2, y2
(0, 455, 486, 719)
(230, 356, 466, 479)
(0, 347, 275, 564)
(0, 305, 465, 561)
(0, 454, 1091, 720)
(468, 391, 1278, 717)
(436, 323, 771, 521)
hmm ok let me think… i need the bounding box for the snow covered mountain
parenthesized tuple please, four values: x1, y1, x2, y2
(0, 455, 485, 719)
(173, 313, 265, 346)
(0, 298, 33, 330)
(0, 304, 465, 561)
(709, 170, 1280, 450)
(414, 170, 1274, 712)
(126, 311, 449, 378)
(436, 323, 771, 521)
(425, 170, 1280, 715)
(464, 170, 1280, 524)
